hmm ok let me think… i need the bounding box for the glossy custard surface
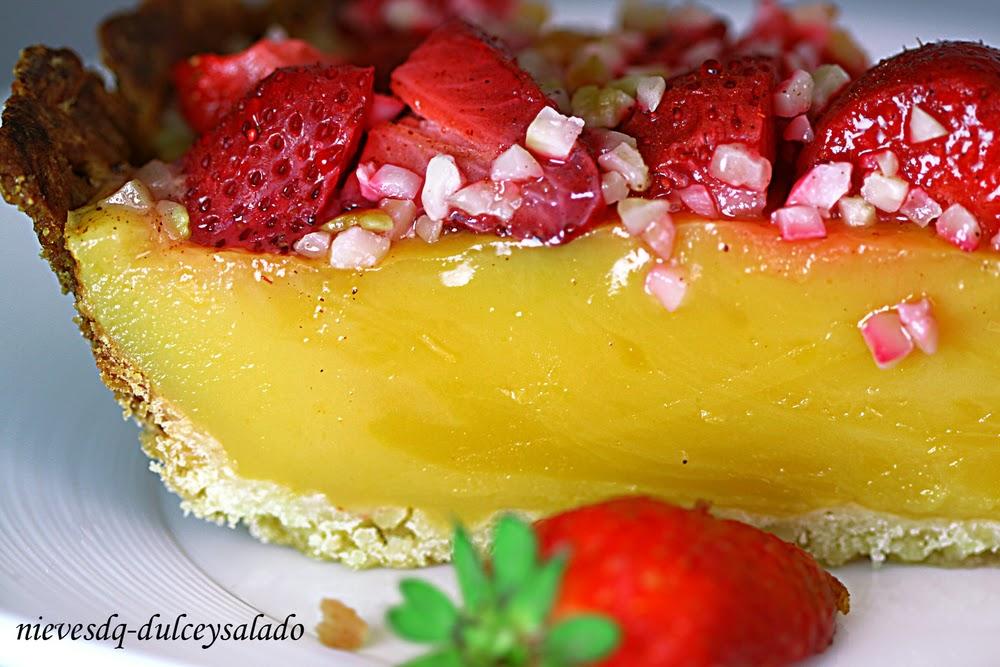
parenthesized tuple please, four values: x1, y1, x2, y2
(67, 208, 1000, 524)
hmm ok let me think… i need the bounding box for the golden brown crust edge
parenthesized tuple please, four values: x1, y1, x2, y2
(0, 47, 135, 292)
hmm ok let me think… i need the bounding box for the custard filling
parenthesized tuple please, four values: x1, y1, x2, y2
(67, 206, 1000, 528)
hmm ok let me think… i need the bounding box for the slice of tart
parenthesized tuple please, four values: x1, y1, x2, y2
(2, 0, 998, 569)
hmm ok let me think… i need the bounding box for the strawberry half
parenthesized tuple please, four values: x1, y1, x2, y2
(172, 38, 337, 135)
(536, 498, 850, 667)
(802, 42, 1000, 245)
(385, 21, 603, 242)
(622, 57, 778, 217)
(183, 64, 374, 253)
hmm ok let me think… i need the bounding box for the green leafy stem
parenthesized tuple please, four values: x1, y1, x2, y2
(387, 515, 620, 667)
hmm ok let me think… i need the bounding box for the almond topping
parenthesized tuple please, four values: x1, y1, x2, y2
(909, 105, 949, 143)
(317, 598, 368, 651)
(525, 107, 585, 159)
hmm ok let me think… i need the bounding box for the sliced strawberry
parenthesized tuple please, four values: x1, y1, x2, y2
(183, 65, 374, 253)
(622, 57, 778, 218)
(392, 21, 550, 150)
(363, 119, 602, 241)
(802, 42, 1000, 245)
(172, 38, 336, 135)
(385, 21, 603, 241)
(362, 117, 491, 181)
(737, 0, 868, 77)
(504, 148, 603, 240)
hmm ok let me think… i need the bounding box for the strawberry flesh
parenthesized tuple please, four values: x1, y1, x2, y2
(536, 498, 849, 667)
(386, 21, 604, 242)
(802, 41, 1000, 242)
(183, 65, 374, 252)
(392, 21, 550, 150)
(172, 39, 336, 135)
(622, 57, 778, 217)
(362, 117, 491, 182)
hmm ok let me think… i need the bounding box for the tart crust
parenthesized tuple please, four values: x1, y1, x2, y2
(2, 1, 999, 568)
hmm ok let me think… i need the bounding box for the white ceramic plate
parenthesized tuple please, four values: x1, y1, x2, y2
(2, 2, 1000, 665)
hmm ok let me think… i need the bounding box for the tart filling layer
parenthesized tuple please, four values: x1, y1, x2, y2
(68, 205, 1000, 565)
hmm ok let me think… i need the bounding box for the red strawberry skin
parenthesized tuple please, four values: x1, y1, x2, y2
(622, 57, 778, 217)
(384, 22, 603, 242)
(172, 39, 336, 135)
(183, 65, 373, 253)
(802, 41, 1000, 241)
(536, 498, 849, 667)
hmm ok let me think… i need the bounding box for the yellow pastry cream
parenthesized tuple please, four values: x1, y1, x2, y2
(66, 202, 1000, 567)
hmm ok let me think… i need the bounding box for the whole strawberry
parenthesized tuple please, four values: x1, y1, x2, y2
(536, 498, 850, 667)
(183, 64, 373, 253)
(388, 498, 848, 667)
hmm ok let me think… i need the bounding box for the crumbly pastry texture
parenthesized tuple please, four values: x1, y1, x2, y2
(2, 0, 999, 569)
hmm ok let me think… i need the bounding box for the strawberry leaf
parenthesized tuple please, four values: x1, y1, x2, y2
(453, 524, 491, 611)
(389, 519, 621, 667)
(400, 648, 465, 667)
(461, 619, 521, 664)
(492, 515, 538, 596)
(387, 579, 459, 642)
(541, 615, 621, 665)
(506, 551, 568, 632)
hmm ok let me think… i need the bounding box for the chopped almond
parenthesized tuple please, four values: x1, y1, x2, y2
(317, 598, 368, 651)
